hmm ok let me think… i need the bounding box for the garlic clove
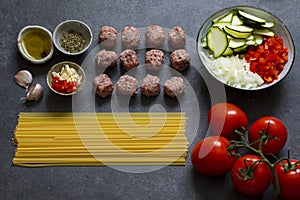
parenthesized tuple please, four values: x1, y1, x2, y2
(26, 83, 43, 101)
(14, 70, 33, 90)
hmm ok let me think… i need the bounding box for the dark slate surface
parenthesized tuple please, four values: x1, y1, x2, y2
(1, 0, 300, 199)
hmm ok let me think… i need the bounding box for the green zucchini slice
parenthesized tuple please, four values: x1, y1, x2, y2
(224, 25, 253, 39)
(253, 29, 275, 37)
(237, 10, 266, 24)
(206, 27, 228, 58)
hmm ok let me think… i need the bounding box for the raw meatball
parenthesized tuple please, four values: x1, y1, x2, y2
(168, 26, 186, 49)
(121, 26, 140, 49)
(145, 49, 164, 71)
(93, 74, 114, 98)
(116, 75, 138, 96)
(120, 49, 140, 71)
(145, 25, 165, 47)
(170, 49, 190, 71)
(164, 77, 185, 97)
(98, 26, 118, 48)
(140, 74, 160, 97)
(95, 49, 117, 68)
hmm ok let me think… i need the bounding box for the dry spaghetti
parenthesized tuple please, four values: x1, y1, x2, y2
(13, 112, 188, 167)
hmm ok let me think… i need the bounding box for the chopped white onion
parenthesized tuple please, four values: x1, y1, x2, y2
(207, 55, 264, 89)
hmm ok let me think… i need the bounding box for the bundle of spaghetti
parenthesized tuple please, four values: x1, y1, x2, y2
(13, 112, 188, 167)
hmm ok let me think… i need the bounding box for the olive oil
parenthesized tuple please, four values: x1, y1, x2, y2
(22, 29, 52, 60)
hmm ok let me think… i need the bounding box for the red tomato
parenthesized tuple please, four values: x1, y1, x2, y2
(191, 136, 236, 176)
(248, 116, 287, 155)
(231, 154, 271, 196)
(275, 159, 300, 200)
(208, 103, 248, 139)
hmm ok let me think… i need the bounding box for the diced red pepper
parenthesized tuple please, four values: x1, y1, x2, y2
(51, 76, 78, 94)
(245, 35, 288, 83)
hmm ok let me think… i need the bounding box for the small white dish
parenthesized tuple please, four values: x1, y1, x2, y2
(47, 61, 86, 96)
(53, 20, 93, 56)
(17, 25, 54, 64)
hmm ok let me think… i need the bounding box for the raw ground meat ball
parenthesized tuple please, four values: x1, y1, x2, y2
(116, 75, 138, 96)
(119, 49, 140, 71)
(145, 25, 165, 47)
(145, 49, 164, 71)
(93, 74, 114, 98)
(170, 49, 190, 71)
(95, 49, 117, 68)
(98, 26, 118, 48)
(168, 26, 186, 49)
(164, 77, 185, 97)
(140, 74, 160, 97)
(121, 26, 140, 49)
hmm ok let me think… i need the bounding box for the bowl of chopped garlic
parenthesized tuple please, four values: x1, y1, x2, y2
(47, 61, 86, 96)
(52, 20, 93, 55)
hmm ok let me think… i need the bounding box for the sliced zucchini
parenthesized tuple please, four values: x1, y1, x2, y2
(246, 40, 256, 45)
(206, 27, 228, 58)
(231, 15, 243, 25)
(253, 29, 275, 37)
(246, 35, 255, 41)
(226, 34, 233, 40)
(218, 12, 234, 22)
(200, 36, 208, 48)
(241, 20, 264, 29)
(222, 47, 234, 56)
(226, 25, 254, 32)
(204, 9, 277, 57)
(228, 38, 246, 48)
(237, 10, 266, 24)
(224, 25, 253, 39)
(253, 34, 263, 45)
(233, 44, 248, 53)
(212, 22, 231, 29)
(261, 21, 275, 28)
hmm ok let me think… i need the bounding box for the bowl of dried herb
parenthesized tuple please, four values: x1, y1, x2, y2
(53, 20, 93, 55)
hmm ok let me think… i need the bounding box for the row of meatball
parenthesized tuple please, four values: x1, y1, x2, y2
(95, 48, 191, 72)
(93, 74, 185, 98)
(98, 25, 186, 49)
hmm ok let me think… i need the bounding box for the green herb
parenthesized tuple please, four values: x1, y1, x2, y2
(59, 31, 86, 53)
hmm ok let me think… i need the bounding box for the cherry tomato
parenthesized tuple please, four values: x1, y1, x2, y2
(275, 159, 300, 200)
(208, 103, 248, 139)
(191, 136, 236, 176)
(231, 154, 271, 196)
(248, 116, 287, 155)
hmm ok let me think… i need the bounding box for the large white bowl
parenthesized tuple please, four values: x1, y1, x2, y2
(197, 6, 295, 90)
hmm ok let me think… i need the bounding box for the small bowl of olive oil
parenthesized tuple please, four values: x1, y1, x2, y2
(17, 25, 54, 64)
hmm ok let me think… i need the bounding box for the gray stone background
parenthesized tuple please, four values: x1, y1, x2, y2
(1, 0, 299, 199)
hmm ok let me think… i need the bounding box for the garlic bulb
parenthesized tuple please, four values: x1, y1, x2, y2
(25, 83, 43, 101)
(14, 70, 33, 90)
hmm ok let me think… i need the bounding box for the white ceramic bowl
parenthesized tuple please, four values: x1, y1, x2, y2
(53, 20, 93, 56)
(47, 61, 86, 96)
(197, 6, 295, 90)
(17, 25, 54, 64)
